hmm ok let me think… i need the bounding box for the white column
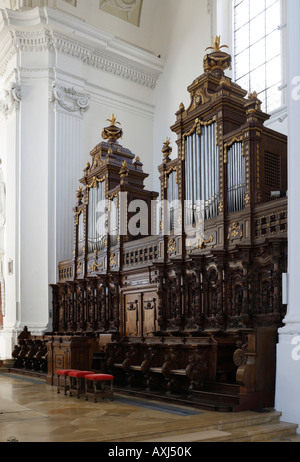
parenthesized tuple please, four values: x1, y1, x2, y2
(216, 0, 233, 78)
(49, 79, 90, 279)
(18, 66, 51, 335)
(275, 0, 300, 432)
(0, 78, 21, 359)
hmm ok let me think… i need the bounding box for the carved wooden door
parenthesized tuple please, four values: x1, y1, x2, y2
(124, 291, 158, 338)
(125, 294, 140, 337)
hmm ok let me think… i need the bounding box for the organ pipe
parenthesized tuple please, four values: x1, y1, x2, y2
(167, 170, 178, 231)
(185, 122, 219, 225)
(88, 181, 106, 253)
(78, 212, 84, 256)
(227, 142, 245, 214)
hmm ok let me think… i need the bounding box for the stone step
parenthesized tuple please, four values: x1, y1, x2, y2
(206, 421, 299, 443)
(0, 360, 15, 373)
(141, 421, 298, 443)
(112, 410, 284, 442)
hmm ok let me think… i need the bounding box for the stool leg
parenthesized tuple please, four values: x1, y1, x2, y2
(110, 380, 113, 401)
(76, 378, 80, 399)
(64, 375, 68, 395)
(94, 380, 97, 403)
(57, 375, 60, 394)
(85, 379, 89, 401)
(69, 377, 73, 397)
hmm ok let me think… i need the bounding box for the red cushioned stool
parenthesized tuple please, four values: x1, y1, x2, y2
(84, 374, 114, 403)
(56, 369, 78, 395)
(68, 370, 94, 399)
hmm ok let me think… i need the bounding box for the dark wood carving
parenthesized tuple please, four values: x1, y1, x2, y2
(43, 38, 289, 411)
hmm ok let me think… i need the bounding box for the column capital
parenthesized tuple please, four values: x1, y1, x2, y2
(49, 83, 90, 116)
(0, 82, 21, 119)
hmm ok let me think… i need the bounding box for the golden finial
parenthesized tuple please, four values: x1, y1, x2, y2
(76, 186, 83, 204)
(205, 35, 229, 52)
(102, 114, 123, 142)
(162, 137, 172, 159)
(248, 91, 258, 100)
(203, 35, 232, 74)
(164, 137, 171, 147)
(107, 114, 120, 126)
(119, 160, 129, 179)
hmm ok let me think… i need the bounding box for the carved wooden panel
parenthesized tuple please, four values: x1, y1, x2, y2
(142, 292, 157, 337)
(125, 294, 140, 337)
(124, 291, 158, 337)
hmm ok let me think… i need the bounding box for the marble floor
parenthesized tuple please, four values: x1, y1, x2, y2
(0, 372, 299, 444)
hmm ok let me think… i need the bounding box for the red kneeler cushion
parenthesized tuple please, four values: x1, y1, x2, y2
(68, 371, 94, 378)
(84, 374, 114, 381)
(57, 369, 78, 376)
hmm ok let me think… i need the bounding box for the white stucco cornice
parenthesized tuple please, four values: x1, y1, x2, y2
(0, 6, 164, 88)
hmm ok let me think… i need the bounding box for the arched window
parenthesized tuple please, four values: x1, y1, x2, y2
(233, 0, 286, 114)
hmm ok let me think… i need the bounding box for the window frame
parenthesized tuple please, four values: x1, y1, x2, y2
(231, 0, 287, 116)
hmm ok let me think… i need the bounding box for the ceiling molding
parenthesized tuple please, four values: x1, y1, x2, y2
(0, 6, 164, 87)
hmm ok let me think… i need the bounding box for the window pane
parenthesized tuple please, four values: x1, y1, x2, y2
(235, 49, 250, 78)
(266, 30, 280, 61)
(250, 13, 266, 44)
(250, 0, 265, 20)
(266, 1, 280, 34)
(258, 90, 267, 112)
(235, 23, 249, 55)
(235, 0, 249, 29)
(236, 75, 250, 93)
(267, 84, 282, 112)
(250, 38, 266, 70)
(250, 65, 266, 94)
(234, 0, 282, 113)
(266, 0, 278, 7)
(266, 55, 281, 88)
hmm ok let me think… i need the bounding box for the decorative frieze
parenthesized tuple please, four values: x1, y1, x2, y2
(10, 1, 49, 7)
(0, 8, 163, 88)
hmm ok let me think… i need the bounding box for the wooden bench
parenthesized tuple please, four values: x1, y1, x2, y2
(104, 340, 223, 395)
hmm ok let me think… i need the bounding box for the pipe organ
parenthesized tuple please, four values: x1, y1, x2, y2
(226, 142, 245, 214)
(87, 180, 106, 253)
(48, 38, 288, 412)
(184, 121, 220, 224)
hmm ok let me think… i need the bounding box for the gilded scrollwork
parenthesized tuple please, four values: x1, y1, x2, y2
(181, 116, 217, 161)
(228, 222, 243, 241)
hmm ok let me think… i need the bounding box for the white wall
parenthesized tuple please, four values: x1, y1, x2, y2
(0, 4, 166, 355)
(152, 0, 213, 193)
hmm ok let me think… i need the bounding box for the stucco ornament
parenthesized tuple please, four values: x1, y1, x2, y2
(100, 0, 139, 18)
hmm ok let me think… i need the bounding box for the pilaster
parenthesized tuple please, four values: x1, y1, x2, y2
(275, 0, 300, 433)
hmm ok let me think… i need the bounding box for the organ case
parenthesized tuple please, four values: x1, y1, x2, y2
(49, 39, 287, 411)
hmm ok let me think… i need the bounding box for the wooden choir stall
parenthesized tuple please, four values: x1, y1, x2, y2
(47, 38, 288, 412)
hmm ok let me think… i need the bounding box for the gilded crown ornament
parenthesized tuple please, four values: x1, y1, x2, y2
(205, 36, 229, 53)
(162, 137, 172, 159)
(101, 113, 123, 142)
(203, 36, 232, 75)
(119, 160, 129, 179)
(76, 186, 83, 204)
